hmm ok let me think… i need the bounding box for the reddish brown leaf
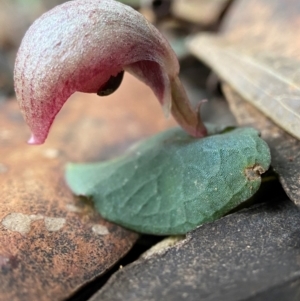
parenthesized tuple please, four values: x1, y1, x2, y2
(0, 74, 176, 300)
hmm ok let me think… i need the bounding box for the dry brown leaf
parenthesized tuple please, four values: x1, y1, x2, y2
(223, 84, 300, 207)
(89, 200, 300, 301)
(187, 0, 300, 140)
(171, 0, 231, 26)
(0, 74, 176, 301)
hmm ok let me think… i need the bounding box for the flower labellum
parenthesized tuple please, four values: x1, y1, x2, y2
(14, 0, 207, 144)
(97, 71, 124, 96)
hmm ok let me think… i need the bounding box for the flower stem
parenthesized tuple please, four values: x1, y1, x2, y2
(170, 76, 207, 138)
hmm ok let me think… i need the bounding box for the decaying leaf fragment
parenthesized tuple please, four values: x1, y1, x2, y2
(66, 125, 271, 235)
(187, 0, 300, 140)
(14, 0, 206, 145)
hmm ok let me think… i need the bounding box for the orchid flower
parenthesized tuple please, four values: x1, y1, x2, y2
(14, 0, 207, 145)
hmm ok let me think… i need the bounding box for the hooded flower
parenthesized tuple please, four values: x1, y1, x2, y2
(14, 0, 207, 144)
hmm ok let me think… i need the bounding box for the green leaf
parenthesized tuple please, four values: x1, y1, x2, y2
(65, 125, 271, 235)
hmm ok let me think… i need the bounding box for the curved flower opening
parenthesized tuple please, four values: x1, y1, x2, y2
(14, 0, 207, 145)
